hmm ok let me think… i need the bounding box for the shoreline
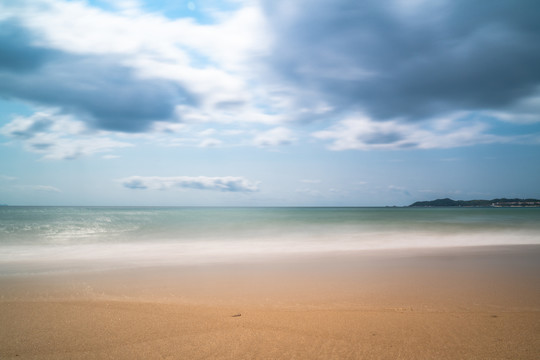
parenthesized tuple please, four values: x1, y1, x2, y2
(3, 240, 540, 277)
(2, 244, 540, 305)
(1, 244, 539, 359)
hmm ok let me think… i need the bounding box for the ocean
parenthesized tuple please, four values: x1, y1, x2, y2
(1, 206, 539, 274)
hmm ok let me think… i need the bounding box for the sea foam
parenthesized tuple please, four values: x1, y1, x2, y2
(1, 207, 539, 274)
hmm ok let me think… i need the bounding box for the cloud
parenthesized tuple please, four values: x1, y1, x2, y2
(1, 0, 539, 155)
(120, 176, 260, 192)
(0, 19, 56, 72)
(253, 127, 296, 147)
(313, 113, 511, 150)
(261, 0, 540, 123)
(0, 175, 17, 181)
(198, 129, 217, 137)
(488, 88, 540, 124)
(102, 154, 121, 159)
(0, 0, 276, 134)
(0, 21, 194, 132)
(198, 138, 223, 148)
(0, 111, 132, 159)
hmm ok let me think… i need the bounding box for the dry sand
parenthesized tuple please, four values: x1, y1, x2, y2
(1, 245, 539, 359)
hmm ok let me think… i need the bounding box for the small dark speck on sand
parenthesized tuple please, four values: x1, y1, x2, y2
(232, 314, 241, 317)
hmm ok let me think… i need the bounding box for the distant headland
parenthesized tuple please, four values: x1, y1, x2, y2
(409, 198, 540, 207)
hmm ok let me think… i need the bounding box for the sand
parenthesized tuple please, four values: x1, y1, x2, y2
(1, 245, 540, 359)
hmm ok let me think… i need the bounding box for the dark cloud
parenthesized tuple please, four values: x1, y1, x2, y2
(262, 0, 540, 121)
(362, 131, 403, 145)
(0, 20, 57, 72)
(123, 178, 148, 190)
(30, 143, 54, 151)
(0, 21, 197, 132)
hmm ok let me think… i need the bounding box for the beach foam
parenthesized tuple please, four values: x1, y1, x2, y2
(1, 207, 539, 274)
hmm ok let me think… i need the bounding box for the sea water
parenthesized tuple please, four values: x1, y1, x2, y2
(1, 207, 539, 274)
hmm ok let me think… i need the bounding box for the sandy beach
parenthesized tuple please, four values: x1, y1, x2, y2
(3, 0, 540, 357)
(1, 245, 539, 359)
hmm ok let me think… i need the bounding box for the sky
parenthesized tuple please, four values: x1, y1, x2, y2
(1, 0, 540, 206)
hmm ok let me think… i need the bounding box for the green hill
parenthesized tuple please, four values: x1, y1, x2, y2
(409, 198, 540, 207)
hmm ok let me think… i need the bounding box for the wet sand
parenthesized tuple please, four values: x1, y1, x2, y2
(1, 245, 540, 359)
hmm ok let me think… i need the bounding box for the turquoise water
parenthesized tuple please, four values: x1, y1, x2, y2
(1, 207, 539, 273)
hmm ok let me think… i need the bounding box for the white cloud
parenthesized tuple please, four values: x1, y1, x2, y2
(120, 176, 260, 192)
(199, 128, 217, 137)
(151, 122, 187, 134)
(313, 113, 510, 150)
(0, 0, 280, 130)
(1, 0, 537, 157)
(0, 111, 132, 160)
(488, 88, 540, 124)
(38, 137, 132, 160)
(253, 127, 296, 147)
(0, 175, 17, 181)
(198, 138, 223, 147)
